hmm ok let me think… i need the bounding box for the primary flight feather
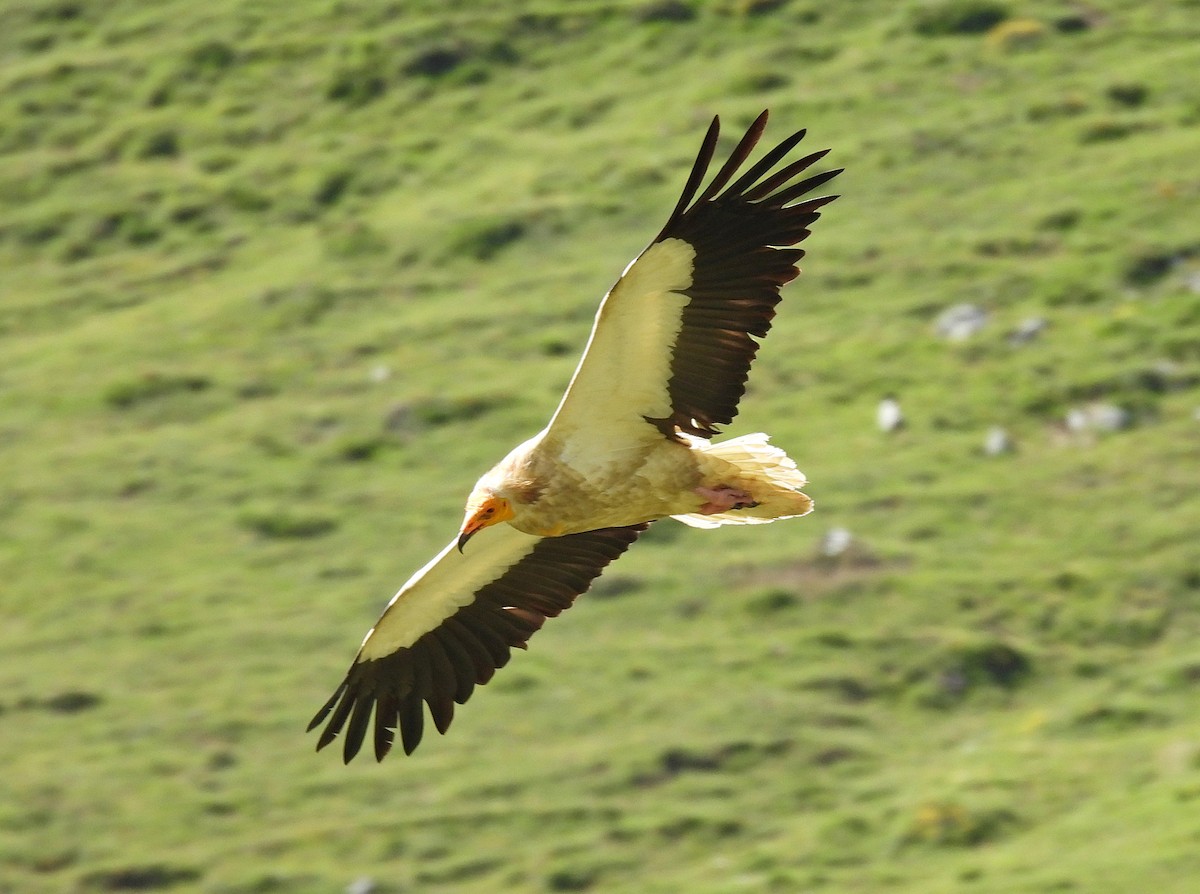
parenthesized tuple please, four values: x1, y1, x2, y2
(309, 110, 840, 762)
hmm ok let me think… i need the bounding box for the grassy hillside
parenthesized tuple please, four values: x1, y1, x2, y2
(2, 0, 1199, 891)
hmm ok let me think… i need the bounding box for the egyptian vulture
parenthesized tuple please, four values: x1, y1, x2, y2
(309, 110, 840, 762)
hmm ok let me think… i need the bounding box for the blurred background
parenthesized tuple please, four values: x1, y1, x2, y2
(2, 1, 1198, 891)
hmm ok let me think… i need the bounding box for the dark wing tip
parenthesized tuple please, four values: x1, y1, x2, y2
(652, 112, 840, 440)
(664, 114, 722, 228)
(309, 524, 649, 762)
(307, 688, 339, 734)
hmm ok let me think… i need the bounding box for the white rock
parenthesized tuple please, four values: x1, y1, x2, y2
(1065, 407, 1090, 434)
(1090, 403, 1133, 432)
(820, 527, 854, 558)
(935, 303, 988, 340)
(1067, 403, 1133, 433)
(984, 426, 1013, 455)
(877, 396, 904, 432)
(1008, 316, 1047, 345)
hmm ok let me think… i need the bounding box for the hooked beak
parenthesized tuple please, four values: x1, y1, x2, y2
(457, 524, 481, 553)
(457, 497, 513, 552)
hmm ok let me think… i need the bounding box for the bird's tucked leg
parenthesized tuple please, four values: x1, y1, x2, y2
(694, 485, 759, 515)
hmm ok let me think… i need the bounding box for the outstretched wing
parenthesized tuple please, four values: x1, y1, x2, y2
(544, 110, 840, 471)
(308, 522, 646, 762)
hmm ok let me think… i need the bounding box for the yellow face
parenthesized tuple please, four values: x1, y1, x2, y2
(457, 492, 514, 551)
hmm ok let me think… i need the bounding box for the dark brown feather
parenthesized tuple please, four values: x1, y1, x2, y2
(309, 523, 647, 761)
(373, 692, 398, 760)
(399, 697, 425, 756)
(433, 627, 481, 703)
(645, 111, 841, 439)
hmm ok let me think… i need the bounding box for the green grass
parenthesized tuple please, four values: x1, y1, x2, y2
(3, 0, 1200, 891)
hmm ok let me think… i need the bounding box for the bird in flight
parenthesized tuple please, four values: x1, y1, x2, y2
(309, 110, 840, 762)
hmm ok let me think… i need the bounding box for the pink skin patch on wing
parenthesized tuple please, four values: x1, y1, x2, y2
(694, 485, 759, 515)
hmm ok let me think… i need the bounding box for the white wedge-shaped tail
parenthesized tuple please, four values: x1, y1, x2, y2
(674, 432, 813, 528)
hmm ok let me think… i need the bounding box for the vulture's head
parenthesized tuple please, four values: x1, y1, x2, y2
(457, 484, 515, 551)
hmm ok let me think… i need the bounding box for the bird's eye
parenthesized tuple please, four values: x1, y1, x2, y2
(483, 507, 494, 516)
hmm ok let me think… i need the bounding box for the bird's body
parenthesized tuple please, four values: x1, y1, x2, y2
(309, 110, 840, 761)
(469, 428, 696, 537)
(469, 426, 813, 538)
